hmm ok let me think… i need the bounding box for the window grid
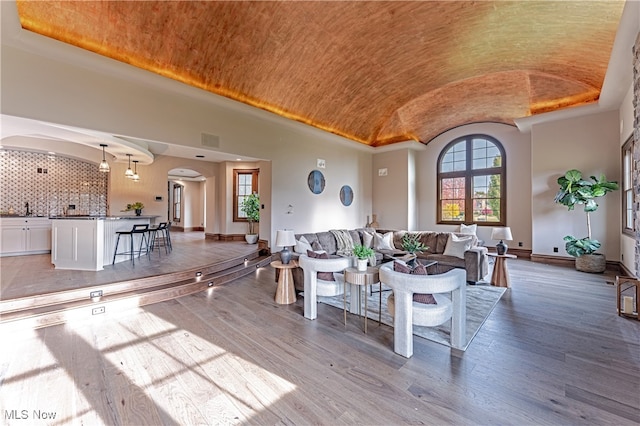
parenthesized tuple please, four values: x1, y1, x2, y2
(437, 135, 506, 226)
(233, 169, 259, 222)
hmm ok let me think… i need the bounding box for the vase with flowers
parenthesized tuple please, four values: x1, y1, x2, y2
(123, 202, 145, 216)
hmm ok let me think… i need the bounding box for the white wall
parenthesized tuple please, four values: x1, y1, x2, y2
(2, 42, 372, 248)
(531, 110, 620, 260)
(415, 123, 532, 248)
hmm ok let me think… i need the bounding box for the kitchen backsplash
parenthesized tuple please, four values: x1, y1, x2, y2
(0, 149, 108, 216)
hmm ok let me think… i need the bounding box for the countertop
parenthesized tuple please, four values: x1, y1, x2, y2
(50, 215, 159, 220)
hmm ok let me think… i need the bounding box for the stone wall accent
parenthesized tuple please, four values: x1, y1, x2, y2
(633, 33, 640, 275)
(0, 149, 108, 217)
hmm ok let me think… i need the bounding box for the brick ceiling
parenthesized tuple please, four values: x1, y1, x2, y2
(16, 1, 625, 147)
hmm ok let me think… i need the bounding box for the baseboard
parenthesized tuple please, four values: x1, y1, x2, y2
(530, 253, 622, 272)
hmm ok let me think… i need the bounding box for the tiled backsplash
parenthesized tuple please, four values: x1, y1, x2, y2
(0, 149, 108, 216)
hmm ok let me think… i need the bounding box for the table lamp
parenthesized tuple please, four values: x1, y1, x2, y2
(276, 229, 296, 264)
(491, 227, 513, 255)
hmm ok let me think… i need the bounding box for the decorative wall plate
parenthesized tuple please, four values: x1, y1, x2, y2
(340, 185, 353, 206)
(307, 170, 325, 194)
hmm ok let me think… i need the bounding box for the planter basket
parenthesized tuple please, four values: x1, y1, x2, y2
(575, 253, 606, 273)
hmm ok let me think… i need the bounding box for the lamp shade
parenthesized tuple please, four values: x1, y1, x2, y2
(491, 227, 513, 241)
(275, 229, 296, 247)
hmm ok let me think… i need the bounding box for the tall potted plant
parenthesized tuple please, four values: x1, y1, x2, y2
(554, 169, 619, 272)
(241, 193, 260, 244)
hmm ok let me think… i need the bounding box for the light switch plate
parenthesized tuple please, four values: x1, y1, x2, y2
(378, 168, 388, 176)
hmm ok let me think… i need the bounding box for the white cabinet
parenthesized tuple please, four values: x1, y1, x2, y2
(0, 218, 51, 256)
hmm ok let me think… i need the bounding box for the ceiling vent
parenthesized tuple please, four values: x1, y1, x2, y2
(201, 133, 220, 149)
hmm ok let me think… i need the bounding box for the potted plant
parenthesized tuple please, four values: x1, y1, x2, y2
(554, 169, 619, 273)
(240, 193, 260, 244)
(401, 233, 429, 267)
(353, 244, 375, 271)
(123, 202, 145, 216)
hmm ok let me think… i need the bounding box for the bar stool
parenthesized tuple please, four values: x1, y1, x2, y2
(112, 224, 150, 265)
(165, 221, 173, 251)
(148, 222, 170, 255)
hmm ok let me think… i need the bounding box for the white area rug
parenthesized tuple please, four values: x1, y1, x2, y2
(318, 283, 506, 350)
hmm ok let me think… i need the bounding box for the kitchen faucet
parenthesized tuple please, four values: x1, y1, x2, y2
(25, 202, 30, 216)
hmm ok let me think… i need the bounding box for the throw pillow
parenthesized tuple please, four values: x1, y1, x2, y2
(393, 260, 412, 274)
(458, 223, 477, 235)
(294, 236, 312, 254)
(374, 231, 395, 250)
(362, 230, 375, 248)
(412, 263, 428, 275)
(311, 240, 323, 251)
(306, 250, 335, 281)
(443, 234, 474, 259)
(413, 293, 437, 304)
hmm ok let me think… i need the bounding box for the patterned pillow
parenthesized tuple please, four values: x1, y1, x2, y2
(306, 250, 335, 281)
(413, 294, 437, 304)
(393, 261, 435, 304)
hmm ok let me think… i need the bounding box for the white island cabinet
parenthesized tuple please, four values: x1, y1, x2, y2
(0, 217, 51, 256)
(51, 216, 156, 271)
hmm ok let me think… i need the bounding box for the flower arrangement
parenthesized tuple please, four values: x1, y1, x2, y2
(123, 202, 145, 211)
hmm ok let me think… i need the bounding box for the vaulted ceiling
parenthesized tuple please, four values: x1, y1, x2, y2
(15, 1, 625, 147)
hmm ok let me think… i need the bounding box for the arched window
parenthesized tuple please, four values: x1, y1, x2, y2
(437, 135, 506, 225)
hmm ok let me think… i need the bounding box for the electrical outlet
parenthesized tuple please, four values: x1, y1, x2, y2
(92, 306, 105, 315)
(378, 168, 388, 176)
(553, 247, 558, 253)
(90, 290, 103, 298)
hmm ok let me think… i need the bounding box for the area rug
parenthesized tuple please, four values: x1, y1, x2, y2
(318, 284, 506, 351)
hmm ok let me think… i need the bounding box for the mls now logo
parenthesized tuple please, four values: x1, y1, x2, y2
(5, 409, 57, 420)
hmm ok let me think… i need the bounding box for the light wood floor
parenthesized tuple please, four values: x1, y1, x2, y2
(1, 250, 639, 424)
(0, 231, 259, 300)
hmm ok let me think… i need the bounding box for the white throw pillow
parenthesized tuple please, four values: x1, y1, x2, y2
(443, 234, 474, 259)
(374, 231, 395, 250)
(458, 223, 477, 235)
(362, 230, 375, 248)
(294, 236, 313, 254)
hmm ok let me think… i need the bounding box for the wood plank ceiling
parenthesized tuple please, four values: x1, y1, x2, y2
(16, 1, 625, 147)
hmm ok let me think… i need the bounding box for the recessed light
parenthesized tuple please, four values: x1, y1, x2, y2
(236, 158, 242, 161)
(196, 155, 204, 158)
(48, 151, 56, 155)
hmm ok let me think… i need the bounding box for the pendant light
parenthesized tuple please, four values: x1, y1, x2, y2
(125, 154, 134, 178)
(99, 144, 110, 172)
(132, 160, 140, 182)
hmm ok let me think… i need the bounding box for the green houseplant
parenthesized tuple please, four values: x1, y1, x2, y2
(554, 169, 619, 272)
(353, 244, 375, 271)
(240, 193, 260, 244)
(123, 201, 145, 216)
(401, 234, 429, 254)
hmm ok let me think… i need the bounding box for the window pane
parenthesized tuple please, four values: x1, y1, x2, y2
(441, 141, 466, 172)
(472, 174, 500, 222)
(625, 189, 633, 229)
(472, 138, 501, 170)
(441, 177, 465, 221)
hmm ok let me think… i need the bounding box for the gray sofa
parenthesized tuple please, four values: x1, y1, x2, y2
(275, 228, 489, 290)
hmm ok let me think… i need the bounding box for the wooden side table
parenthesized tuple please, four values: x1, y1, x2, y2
(270, 260, 298, 304)
(487, 253, 517, 288)
(344, 266, 380, 333)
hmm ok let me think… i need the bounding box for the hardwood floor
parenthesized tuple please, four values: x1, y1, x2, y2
(0, 232, 259, 300)
(1, 253, 639, 424)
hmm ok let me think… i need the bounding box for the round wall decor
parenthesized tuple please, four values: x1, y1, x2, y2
(340, 185, 353, 206)
(307, 170, 325, 194)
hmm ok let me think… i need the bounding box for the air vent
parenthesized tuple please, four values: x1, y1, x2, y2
(201, 133, 220, 148)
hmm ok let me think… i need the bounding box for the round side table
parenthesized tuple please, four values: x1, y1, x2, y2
(344, 266, 380, 333)
(270, 260, 298, 304)
(487, 253, 517, 288)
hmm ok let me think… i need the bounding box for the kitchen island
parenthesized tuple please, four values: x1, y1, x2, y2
(51, 216, 159, 271)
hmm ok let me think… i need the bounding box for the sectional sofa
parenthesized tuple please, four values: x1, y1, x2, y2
(275, 228, 489, 290)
